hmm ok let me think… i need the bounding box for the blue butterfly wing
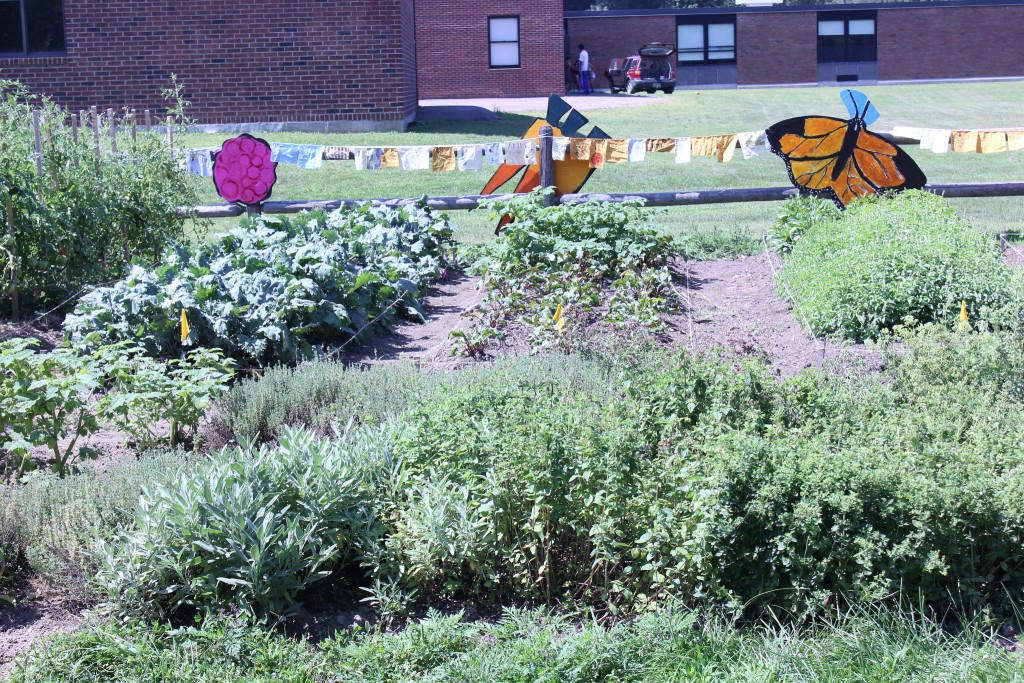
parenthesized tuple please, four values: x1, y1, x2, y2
(840, 89, 880, 126)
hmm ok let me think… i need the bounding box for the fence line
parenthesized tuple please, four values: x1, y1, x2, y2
(185, 181, 1024, 219)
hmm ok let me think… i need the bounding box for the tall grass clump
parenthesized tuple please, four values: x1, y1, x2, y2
(776, 191, 1013, 340)
(11, 607, 1024, 682)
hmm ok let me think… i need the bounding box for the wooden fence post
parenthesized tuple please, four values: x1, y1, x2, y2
(130, 109, 137, 148)
(166, 116, 173, 152)
(31, 110, 44, 201)
(537, 125, 556, 206)
(3, 142, 18, 323)
(91, 106, 101, 165)
(107, 108, 118, 156)
(71, 112, 78, 145)
(999, 232, 1007, 254)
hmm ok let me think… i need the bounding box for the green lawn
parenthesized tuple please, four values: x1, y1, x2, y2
(182, 81, 1024, 244)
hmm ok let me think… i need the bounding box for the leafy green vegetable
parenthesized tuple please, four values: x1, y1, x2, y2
(65, 203, 455, 364)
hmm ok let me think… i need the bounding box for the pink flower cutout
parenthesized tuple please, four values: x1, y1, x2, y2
(213, 134, 277, 205)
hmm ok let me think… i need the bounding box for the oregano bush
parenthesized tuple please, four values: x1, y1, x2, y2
(65, 204, 456, 365)
(776, 191, 1013, 340)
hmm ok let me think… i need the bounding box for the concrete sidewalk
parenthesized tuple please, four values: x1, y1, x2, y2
(419, 93, 671, 115)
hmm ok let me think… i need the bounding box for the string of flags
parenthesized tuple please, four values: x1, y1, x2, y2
(182, 127, 1024, 176)
(892, 126, 1024, 154)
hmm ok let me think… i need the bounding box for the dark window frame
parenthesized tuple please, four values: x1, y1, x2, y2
(676, 16, 736, 66)
(488, 14, 520, 69)
(0, 0, 66, 56)
(817, 10, 877, 64)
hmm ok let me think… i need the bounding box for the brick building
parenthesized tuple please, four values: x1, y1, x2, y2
(566, 0, 1024, 89)
(414, 0, 564, 99)
(0, 0, 1020, 129)
(0, 0, 419, 131)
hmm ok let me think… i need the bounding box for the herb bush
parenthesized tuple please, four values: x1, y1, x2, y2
(94, 425, 396, 621)
(456, 191, 677, 355)
(0, 451, 186, 599)
(65, 204, 455, 364)
(776, 191, 1012, 340)
(0, 79, 197, 314)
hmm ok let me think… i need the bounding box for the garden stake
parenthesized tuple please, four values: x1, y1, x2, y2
(5, 183, 18, 322)
(91, 107, 101, 165)
(31, 110, 44, 201)
(41, 114, 57, 190)
(107, 108, 118, 156)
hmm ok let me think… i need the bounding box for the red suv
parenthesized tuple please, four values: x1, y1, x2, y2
(604, 43, 676, 95)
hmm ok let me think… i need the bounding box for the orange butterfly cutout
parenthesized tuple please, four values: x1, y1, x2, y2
(765, 90, 926, 208)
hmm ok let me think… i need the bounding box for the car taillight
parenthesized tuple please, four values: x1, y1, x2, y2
(669, 69, 675, 79)
(628, 68, 640, 79)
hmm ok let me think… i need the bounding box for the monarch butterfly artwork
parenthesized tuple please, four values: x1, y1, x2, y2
(481, 94, 610, 233)
(765, 90, 926, 209)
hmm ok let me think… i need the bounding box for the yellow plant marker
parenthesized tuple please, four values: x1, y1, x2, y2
(180, 308, 191, 344)
(553, 303, 565, 334)
(960, 300, 969, 323)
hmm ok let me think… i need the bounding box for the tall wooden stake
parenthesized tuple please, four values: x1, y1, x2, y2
(31, 110, 44, 201)
(41, 114, 57, 190)
(107, 108, 118, 156)
(130, 109, 138, 148)
(538, 125, 556, 206)
(166, 115, 173, 152)
(91, 106, 101, 165)
(4, 152, 18, 322)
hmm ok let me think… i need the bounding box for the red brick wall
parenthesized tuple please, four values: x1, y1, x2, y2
(0, 0, 417, 127)
(565, 16, 677, 89)
(878, 5, 1024, 80)
(415, 0, 564, 99)
(737, 11, 817, 86)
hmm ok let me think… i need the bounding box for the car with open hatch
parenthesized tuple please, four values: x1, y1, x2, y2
(604, 43, 676, 95)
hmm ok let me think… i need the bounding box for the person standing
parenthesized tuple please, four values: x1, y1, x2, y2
(578, 44, 591, 94)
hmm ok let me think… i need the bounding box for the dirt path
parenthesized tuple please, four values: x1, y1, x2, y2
(671, 253, 878, 375)
(0, 597, 84, 675)
(347, 272, 484, 368)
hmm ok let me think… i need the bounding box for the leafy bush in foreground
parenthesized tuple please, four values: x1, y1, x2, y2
(777, 191, 1012, 340)
(94, 426, 396, 621)
(65, 203, 455, 364)
(11, 608, 1024, 682)
(91, 329, 1024, 623)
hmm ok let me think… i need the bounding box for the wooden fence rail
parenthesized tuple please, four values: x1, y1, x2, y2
(184, 124, 1024, 218)
(186, 181, 1024, 219)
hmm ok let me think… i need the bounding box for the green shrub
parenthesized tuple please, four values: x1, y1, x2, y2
(455, 192, 677, 355)
(65, 203, 455, 365)
(776, 191, 1013, 340)
(0, 78, 197, 314)
(0, 451, 186, 598)
(1, 338, 232, 480)
(218, 361, 432, 444)
(767, 194, 838, 254)
(94, 426, 397, 621)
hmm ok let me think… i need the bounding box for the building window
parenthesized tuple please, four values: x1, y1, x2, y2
(489, 16, 520, 69)
(677, 17, 736, 65)
(0, 0, 65, 55)
(818, 12, 876, 63)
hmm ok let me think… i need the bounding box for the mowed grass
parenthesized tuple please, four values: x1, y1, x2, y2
(181, 81, 1024, 244)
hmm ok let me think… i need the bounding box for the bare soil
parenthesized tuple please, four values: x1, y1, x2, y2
(0, 315, 64, 351)
(0, 585, 87, 675)
(672, 253, 880, 375)
(347, 271, 486, 370)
